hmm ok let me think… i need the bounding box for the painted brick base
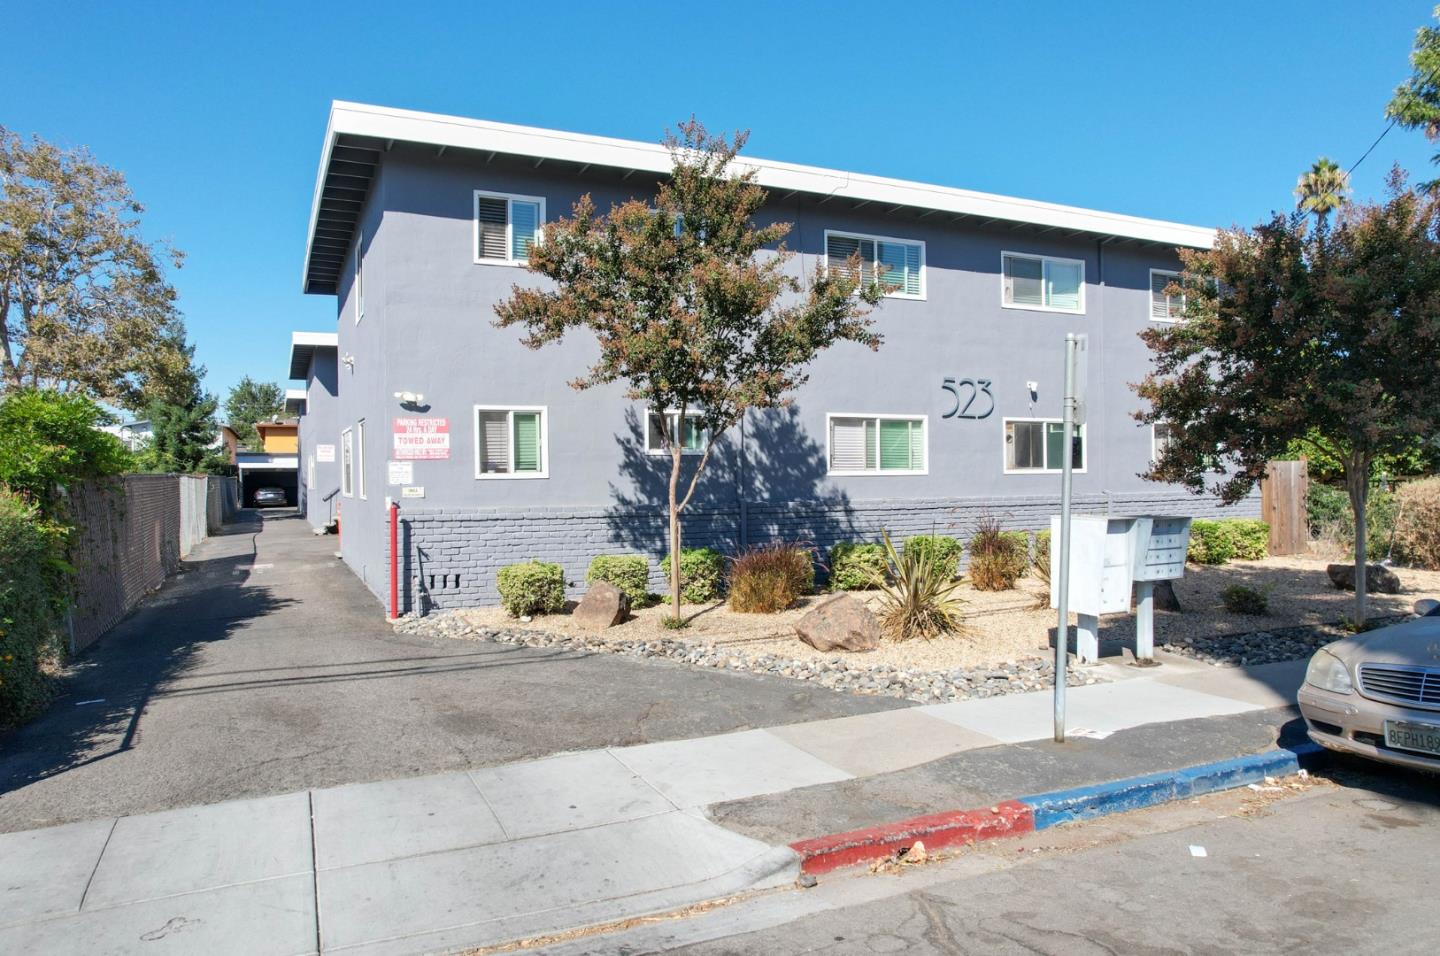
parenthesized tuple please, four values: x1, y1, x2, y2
(390, 490, 1259, 613)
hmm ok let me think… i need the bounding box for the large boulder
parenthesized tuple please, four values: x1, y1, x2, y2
(1326, 562, 1402, 595)
(795, 594, 881, 652)
(573, 580, 629, 629)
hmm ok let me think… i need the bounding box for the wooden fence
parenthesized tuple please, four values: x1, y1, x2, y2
(1260, 460, 1309, 556)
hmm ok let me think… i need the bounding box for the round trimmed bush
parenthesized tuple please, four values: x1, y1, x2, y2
(660, 547, 725, 603)
(902, 535, 962, 579)
(585, 554, 650, 606)
(828, 542, 887, 590)
(496, 561, 566, 617)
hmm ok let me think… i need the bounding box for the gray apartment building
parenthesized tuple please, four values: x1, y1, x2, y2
(289, 101, 1255, 614)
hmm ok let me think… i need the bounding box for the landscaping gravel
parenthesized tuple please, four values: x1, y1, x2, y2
(393, 612, 1104, 704)
(1160, 616, 1408, 667)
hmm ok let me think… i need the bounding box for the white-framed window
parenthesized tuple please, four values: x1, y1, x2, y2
(356, 419, 367, 499)
(827, 414, 927, 475)
(354, 228, 365, 323)
(474, 190, 545, 265)
(1152, 421, 1176, 463)
(1002, 252, 1085, 314)
(474, 405, 548, 478)
(340, 427, 354, 497)
(1149, 269, 1184, 321)
(1003, 418, 1086, 473)
(646, 409, 709, 455)
(307, 455, 315, 494)
(824, 230, 925, 299)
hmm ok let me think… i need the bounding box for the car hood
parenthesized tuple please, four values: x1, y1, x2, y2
(1324, 616, 1440, 668)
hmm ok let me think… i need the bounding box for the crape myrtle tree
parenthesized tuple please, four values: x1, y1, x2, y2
(1136, 169, 1440, 626)
(495, 120, 889, 620)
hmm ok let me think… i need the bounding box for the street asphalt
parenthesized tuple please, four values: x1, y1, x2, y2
(550, 756, 1440, 955)
(0, 510, 899, 832)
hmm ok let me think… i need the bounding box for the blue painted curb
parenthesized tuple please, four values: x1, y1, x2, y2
(1018, 742, 1325, 830)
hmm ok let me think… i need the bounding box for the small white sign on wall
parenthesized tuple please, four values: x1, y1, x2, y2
(387, 460, 414, 486)
(315, 443, 336, 463)
(401, 486, 426, 499)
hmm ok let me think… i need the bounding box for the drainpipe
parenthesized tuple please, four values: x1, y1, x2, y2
(388, 498, 400, 621)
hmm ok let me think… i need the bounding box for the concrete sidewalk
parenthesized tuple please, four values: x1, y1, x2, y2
(0, 654, 1308, 954)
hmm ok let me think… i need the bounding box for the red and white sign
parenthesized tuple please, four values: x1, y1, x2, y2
(393, 417, 450, 460)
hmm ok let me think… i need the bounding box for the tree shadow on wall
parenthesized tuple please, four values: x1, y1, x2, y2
(602, 406, 864, 568)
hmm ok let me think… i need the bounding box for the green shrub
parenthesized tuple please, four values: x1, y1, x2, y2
(496, 561, 566, 617)
(967, 518, 1028, 591)
(0, 390, 130, 519)
(585, 554, 650, 606)
(1188, 520, 1235, 565)
(874, 531, 967, 641)
(1032, 530, 1052, 608)
(660, 547, 725, 603)
(1307, 483, 1349, 537)
(1395, 477, 1440, 570)
(0, 491, 63, 730)
(728, 543, 815, 613)
(1222, 584, 1270, 615)
(1309, 483, 1398, 560)
(1226, 520, 1271, 561)
(828, 542, 887, 590)
(902, 535, 962, 579)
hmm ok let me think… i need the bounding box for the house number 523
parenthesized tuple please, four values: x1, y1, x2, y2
(941, 378, 995, 419)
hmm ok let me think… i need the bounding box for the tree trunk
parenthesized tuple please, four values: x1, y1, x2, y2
(668, 446, 683, 620)
(1346, 459, 1369, 628)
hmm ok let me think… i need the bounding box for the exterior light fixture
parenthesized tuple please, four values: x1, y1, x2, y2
(393, 391, 425, 404)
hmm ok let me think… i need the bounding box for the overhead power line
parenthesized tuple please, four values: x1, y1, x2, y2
(1348, 119, 1398, 175)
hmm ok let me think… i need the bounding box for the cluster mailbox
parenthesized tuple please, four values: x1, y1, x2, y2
(1050, 515, 1193, 663)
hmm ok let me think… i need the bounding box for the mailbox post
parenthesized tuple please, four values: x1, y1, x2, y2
(1050, 514, 1192, 664)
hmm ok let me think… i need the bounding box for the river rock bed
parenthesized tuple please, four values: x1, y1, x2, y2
(1159, 616, 1407, 666)
(393, 612, 1105, 703)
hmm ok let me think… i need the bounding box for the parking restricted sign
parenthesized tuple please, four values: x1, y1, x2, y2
(393, 417, 450, 460)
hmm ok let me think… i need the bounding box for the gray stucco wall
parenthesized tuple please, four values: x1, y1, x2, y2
(298, 349, 340, 530)
(325, 145, 1258, 611)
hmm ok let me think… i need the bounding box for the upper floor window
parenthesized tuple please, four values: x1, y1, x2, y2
(474, 191, 545, 265)
(825, 231, 924, 299)
(828, 414, 927, 475)
(1004, 418, 1085, 473)
(1150, 269, 1184, 321)
(646, 409, 708, 454)
(1002, 252, 1084, 314)
(354, 229, 365, 323)
(475, 405, 547, 478)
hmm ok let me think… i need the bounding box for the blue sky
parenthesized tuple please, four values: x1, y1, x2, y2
(3, 1, 1436, 405)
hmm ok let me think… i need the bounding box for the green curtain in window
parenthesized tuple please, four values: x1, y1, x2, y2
(1045, 422, 1082, 469)
(879, 420, 922, 470)
(513, 412, 541, 472)
(682, 416, 704, 451)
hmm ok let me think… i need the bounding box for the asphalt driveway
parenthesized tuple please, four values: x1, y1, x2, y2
(0, 511, 900, 832)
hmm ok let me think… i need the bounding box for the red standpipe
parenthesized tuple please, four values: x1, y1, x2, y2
(388, 499, 399, 621)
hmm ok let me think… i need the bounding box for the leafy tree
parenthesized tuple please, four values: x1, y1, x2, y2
(1387, 6, 1440, 192)
(135, 334, 217, 473)
(223, 376, 284, 450)
(0, 389, 130, 519)
(495, 120, 886, 619)
(1136, 170, 1440, 626)
(0, 127, 192, 409)
(1294, 157, 1350, 221)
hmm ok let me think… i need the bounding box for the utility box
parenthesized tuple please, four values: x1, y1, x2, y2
(1050, 515, 1140, 617)
(1050, 514, 1194, 663)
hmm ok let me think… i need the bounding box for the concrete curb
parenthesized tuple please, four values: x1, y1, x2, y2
(789, 743, 1324, 875)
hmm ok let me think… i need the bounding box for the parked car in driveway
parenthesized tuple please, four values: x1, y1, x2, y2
(1299, 602, 1440, 772)
(252, 487, 288, 508)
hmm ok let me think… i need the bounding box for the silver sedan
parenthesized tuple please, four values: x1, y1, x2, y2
(1299, 603, 1440, 773)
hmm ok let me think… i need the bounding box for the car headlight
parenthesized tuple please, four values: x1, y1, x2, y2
(1305, 649, 1353, 694)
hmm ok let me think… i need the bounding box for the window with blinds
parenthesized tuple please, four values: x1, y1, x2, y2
(476, 407, 547, 477)
(1002, 253, 1085, 313)
(1004, 419, 1085, 472)
(1150, 270, 1184, 321)
(828, 415, 925, 474)
(474, 191, 545, 264)
(646, 410, 709, 454)
(825, 232, 924, 298)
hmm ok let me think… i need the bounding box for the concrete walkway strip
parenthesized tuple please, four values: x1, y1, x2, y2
(609, 729, 854, 808)
(468, 749, 678, 840)
(0, 817, 115, 926)
(315, 811, 797, 955)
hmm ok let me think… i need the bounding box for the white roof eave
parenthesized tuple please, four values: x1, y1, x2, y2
(303, 101, 1217, 292)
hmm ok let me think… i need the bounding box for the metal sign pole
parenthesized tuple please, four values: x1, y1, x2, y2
(1054, 334, 1082, 743)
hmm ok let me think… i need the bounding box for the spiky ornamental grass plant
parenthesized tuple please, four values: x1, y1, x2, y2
(496, 120, 888, 621)
(872, 531, 968, 641)
(1136, 170, 1440, 627)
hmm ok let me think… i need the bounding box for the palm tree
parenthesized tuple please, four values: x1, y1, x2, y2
(1294, 157, 1351, 222)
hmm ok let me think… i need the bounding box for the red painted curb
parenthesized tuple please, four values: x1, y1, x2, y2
(789, 800, 1035, 875)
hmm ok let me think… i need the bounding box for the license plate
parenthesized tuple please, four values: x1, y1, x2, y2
(1384, 720, 1440, 757)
